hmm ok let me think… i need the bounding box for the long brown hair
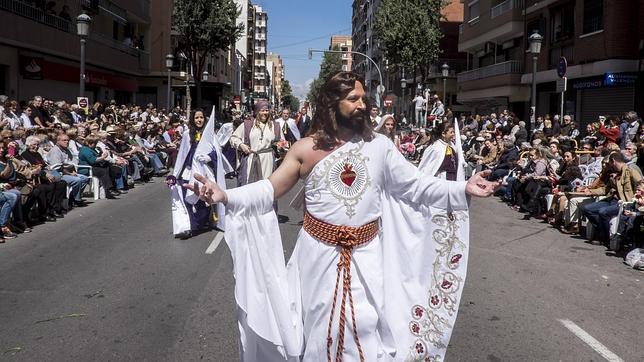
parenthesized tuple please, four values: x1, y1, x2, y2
(309, 71, 374, 150)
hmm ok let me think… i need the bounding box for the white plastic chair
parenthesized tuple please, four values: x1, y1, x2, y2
(76, 165, 104, 200)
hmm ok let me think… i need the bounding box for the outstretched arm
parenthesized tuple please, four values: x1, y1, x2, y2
(183, 140, 304, 205)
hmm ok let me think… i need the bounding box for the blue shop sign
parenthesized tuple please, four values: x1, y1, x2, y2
(604, 72, 637, 86)
(571, 72, 638, 90)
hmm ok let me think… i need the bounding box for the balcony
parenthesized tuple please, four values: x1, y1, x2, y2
(458, 0, 524, 52)
(457, 60, 522, 83)
(0, 0, 149, 72)
(1, 0, 73, 32)
(490, 0, 523, 19)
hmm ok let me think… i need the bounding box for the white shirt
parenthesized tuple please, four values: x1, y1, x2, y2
(413, 95, 424, 109)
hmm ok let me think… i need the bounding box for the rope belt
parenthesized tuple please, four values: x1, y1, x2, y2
(302, 211, 380, 362)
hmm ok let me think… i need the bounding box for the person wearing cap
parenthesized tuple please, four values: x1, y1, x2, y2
(230, 100, 283, 186)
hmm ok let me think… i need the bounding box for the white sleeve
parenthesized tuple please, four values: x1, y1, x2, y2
(224, 180, 304, 358)
(384, 139, 468, 211)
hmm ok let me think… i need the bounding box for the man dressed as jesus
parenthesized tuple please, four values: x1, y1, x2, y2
(186, 71, 500, 361)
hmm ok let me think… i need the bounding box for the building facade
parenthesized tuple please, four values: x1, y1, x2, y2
(266, 52, 284, 108)
(351, 0, 466, 114)
(0, 0, 157, 105)
(330, 35, 353, 72)
(251, 5, 268, 99)
(458, 0, 643, 126)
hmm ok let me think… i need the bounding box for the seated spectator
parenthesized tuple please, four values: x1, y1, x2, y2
(578, 142, 594, 165)
(78, 135, 120, 199)
(476, 138, 498, 172)
(599, 116, 620, 148)
(624, 142, 638, 164)
(580, 152, 642, 243)
(20, 136, 67, 223)
(46, 133, 89, 207)
(503, 147, 547, 208)
(0, 140, 32, 235)
(488, 139, 519, 181)
(547, 151, 583, 226)
(97, 130, 129, 192)
(617, 179, 644, 248)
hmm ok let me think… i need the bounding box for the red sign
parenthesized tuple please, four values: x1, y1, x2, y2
(39, 59, 138, 92)
(233, 95, 241, 105)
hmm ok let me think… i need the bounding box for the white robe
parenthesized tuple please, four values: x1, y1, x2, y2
(185, 107, 228, 231)
(224, 134, 470, 361)
(169, 130, 193, 235)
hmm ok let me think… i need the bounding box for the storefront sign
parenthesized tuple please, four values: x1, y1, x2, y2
(19, 56, 44, 80)
(571, 73, 638, 90)
(604, 73, 637, 86)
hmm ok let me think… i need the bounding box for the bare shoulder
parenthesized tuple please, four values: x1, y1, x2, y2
(289, 136, 335, 179)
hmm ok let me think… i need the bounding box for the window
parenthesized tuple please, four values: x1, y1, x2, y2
(583, 0, 603, 33)
(551, 4, 575, 43)
(468, 1, 480, 22)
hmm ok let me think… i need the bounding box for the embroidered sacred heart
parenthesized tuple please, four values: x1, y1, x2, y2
(340, 163, 356, 186)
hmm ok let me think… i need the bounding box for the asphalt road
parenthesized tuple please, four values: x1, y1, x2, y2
(1, 180, 642, 361)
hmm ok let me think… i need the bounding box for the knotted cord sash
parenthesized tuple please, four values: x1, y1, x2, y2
(302, 211, 380, 362)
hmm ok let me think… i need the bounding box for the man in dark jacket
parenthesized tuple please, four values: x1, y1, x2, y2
(488, 139, 519, 181)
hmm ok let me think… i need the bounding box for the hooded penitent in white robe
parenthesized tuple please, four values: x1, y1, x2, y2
(418, 119, 467, 181)
(185, 107, 228, 231)
(223, 134, 471, 361)
(169, 129, 193, 235)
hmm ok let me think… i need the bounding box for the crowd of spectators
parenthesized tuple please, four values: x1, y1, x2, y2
(0, 94, 182, 242)
(397, 109, 644, 263)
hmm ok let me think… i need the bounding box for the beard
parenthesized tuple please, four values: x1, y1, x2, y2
(336, 108, 367, 132)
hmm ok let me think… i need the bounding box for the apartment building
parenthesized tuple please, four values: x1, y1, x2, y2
(251, 5, 268, 99)
(330, 35, 353, 72)
(458, 0, 643, 125)
(266, 52, 284, 108)
(351, 0, 382, 102)
(0, 0, 158, 104)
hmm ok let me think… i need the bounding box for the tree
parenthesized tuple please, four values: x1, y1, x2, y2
(280, 79, 300, 112)
(375, 0, 446, 83)
(173, 0, 243, 107)
(306, 46, 343, 107)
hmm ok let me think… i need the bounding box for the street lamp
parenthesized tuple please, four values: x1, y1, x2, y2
(76, 13, 91, 98)
(400, 74, 407, 118)
(529, 30, 543, 132)
(202, 71, 209, 82)
(441, 63, 449, 107)
(165, 54, 174, 111)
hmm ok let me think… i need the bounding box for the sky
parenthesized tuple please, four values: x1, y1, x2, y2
(253, 0, 352, 100)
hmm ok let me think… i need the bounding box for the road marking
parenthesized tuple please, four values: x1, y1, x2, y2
(559, 319, 624, 362)
(205, 232, 224, 254)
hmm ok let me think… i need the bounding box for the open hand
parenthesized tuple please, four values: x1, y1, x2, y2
(182, 173, 226, 205)
(466, 170, 501, 198)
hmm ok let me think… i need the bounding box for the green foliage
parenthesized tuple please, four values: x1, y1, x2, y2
(173, 0, 242, 55)
(281, 79, 300, 111)
(173, 0, 243, 105)
(306, 46, 343, 107)
(375, 0, 446, 79)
